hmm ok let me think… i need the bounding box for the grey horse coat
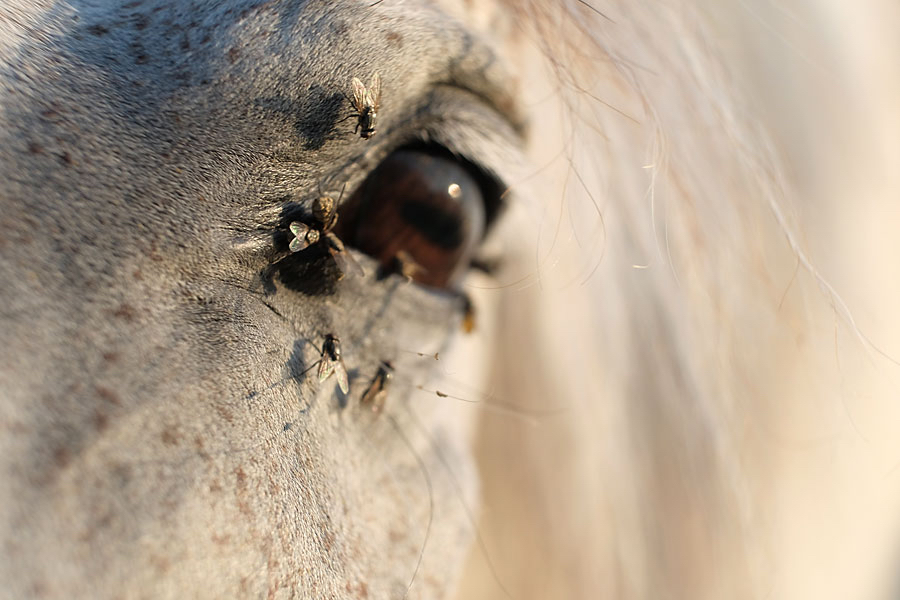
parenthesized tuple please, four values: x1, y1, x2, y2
(0, 1, 522, 597)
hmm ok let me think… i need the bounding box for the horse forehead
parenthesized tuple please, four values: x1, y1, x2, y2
(0, 0, 482, 203)
(2, 0, 468, 80)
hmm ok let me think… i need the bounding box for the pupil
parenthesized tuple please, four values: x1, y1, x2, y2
(399, 198, 464, 249)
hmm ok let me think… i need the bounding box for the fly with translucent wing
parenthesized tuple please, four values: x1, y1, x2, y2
(288, 185, 364, 279)
(349, 72, 381, 139)
(361, 361, 394, 412)
(318, 334, 349, 394)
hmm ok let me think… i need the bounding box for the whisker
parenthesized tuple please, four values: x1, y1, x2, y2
(384, 413, 434, 599)
(404, 406, 517, 599)
(414, 385, 567, 425)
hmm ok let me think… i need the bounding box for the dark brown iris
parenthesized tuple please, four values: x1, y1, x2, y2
(335, 149, 485, 289)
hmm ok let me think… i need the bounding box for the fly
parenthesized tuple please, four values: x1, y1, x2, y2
(349, 72, 381, 139)
(288, 184, 364, 279)
(461, 293, 476, 334)
(393, 250, 426, 283)
(318, 334, 350, 394)
(360, 361, 394, 412)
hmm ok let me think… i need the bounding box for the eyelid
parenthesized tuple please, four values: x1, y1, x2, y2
(398, 85, 527, 218)
(440, 57, 529, 138)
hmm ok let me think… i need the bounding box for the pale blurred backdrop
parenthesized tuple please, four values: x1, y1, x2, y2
(452, 1, 900, 599)
(709, 2, 900, 598)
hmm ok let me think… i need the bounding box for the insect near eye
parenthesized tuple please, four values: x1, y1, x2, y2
(288, 186, 364, 279)
(349, 72, 381, 140)
(360, 361, 394, 412)
(318, 334, 349, 394)
(334, 148, 489, 289)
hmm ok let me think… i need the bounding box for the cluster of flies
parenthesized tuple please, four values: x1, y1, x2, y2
(317, 334, 394, 412)
(291, 73, 468, 411)
(287, 184, 364, 280)
(285, 73, 380, 277)
(287, 73, 385, 408)
(284, 73, 384, 408)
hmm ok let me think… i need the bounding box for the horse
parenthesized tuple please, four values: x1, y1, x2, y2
(2, 1, 899, 598)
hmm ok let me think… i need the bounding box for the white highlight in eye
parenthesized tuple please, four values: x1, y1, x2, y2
(447, 183, 461, 198)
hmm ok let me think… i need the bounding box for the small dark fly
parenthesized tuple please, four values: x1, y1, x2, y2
(318, 334, 349, 394)
(349, 72, 381, 139)
(393, 250, 426, 283)
(288, 185, 364, 278)
(461, 293, 476, 334)
(361, 361, 394, 412)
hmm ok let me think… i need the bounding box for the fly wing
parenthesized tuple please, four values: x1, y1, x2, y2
(318, 356, 335, 383)
(366, 72, 381, 110)
(364, 363, 393, 406)
(350, 77, 367, 111)
(334, 361, 349, 395)
(289, 237, 310, 253)
(361, 378, 379, 405)
(289, 222, 311, 252)
(361, 372, 388, 410)
(369, 389, 388, 411)
(324, 232, 364, 277)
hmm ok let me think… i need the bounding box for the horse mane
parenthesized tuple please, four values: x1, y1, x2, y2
(459, 2, 900, 598)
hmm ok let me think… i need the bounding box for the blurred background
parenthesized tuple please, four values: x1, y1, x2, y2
(454, 1, 900, 598)
(709, 2, 900, 598)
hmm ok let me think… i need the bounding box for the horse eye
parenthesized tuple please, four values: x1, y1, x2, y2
(334, 148, 493, 289)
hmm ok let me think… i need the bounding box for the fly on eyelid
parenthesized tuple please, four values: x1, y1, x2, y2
(461, 293, 476, 334)
(349, 72, 381, 139)
(288, 184, 364, 278)
(393, 250, 426, 283)
(322, 230, 364, 278)
(288, 221, 320, 252)
(361, 361, 394, 412)
(318, 334, 349, 394)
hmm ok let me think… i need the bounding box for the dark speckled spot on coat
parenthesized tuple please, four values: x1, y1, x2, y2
(133, 14, 150, 31)
(95, 385, 122, 406)
(53, 446, 71, 469)
(160, 427, 179, 446)
(93, 409, 109, 432)
(386, 31, 403, 48)
(112, 303, 137, 322)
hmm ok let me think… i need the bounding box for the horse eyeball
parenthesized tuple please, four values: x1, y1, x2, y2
(337, 149, 486, 289)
